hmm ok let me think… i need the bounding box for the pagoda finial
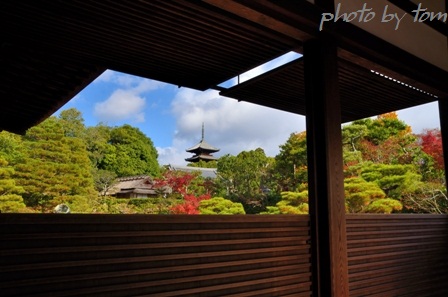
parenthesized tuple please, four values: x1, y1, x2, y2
(185, 122, 220, 162)
(201, 122, 204, 141)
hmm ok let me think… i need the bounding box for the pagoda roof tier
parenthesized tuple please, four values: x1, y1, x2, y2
(185, 154, 218, 162)
(186, 139, 220, 153)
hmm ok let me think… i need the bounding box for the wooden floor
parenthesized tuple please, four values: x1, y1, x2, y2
(1, 214, 447, 296)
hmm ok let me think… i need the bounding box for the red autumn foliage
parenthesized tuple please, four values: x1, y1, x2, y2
(359, 133, 417, 165)
(420, 129, 444, 170)
(153, 170, 212, 214)
(170, 194, 211, 214)
(153, 170, 196, 196)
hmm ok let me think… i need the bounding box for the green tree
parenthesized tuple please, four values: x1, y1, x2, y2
(0, 157, 27, 213)
(199, 197, 245, 214)
(262, 190, 308, 214)
(342, 123, 368, 152)
(342, 124, 367, 170)
(354, 112, 409, 145)
(273, 132, 308, 191)
(93, 169, 117, 196)
(216, 148, 273, 213)
(364, 198, 403, 213)
(345, 177, 385, 213)
(102, 125, 160, 177)
(343, 176, 403, 213)
(187, 160, 217, 168)
(360, 163, 422, 200)
(344, 112, 420, 166)
(58, 108, 86, 138)
(0, 131, 24, 164)
(14, 117, 96, 212)
(84, 124, 115, 168)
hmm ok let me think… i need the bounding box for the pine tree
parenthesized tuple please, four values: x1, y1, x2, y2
(199, 197, 245, 214)
(0, 157, 27, 212)
(14, 117, 96, 212)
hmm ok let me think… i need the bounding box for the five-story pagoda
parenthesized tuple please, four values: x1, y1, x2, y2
(185, 123, 219, 163)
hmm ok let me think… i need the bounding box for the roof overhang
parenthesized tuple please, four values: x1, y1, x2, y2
(1, 0, 447, 134)
(220, 55, 447, 123)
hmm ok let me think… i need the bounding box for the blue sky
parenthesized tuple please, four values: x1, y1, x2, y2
(55, 52, 441, 166)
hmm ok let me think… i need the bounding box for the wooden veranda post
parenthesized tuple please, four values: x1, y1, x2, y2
(304, 38, 349, 297)
(438, 98, 448, 186)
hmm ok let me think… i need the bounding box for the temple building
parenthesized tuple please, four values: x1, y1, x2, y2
(185, 124, 219, 163)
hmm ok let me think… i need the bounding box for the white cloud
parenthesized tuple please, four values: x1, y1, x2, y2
(157, 146, 186, 166)
(132, 79, 166, 94)
(95, 69, 115, 83)
(95, 70, 166, 91)
(95, 70, 142, 88)
(94, 89, 146, 122)
(157, 87, 305, 166)
(93, 71, 169, 123)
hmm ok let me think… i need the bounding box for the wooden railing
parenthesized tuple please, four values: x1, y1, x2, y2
(1, 214, 447, 296)
(347, 214, 448, 297)
(0, 214, 311, 297)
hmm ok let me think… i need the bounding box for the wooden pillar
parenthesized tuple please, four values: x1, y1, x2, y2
(438, 98, 448, 186)
(304, 38, 349, 297)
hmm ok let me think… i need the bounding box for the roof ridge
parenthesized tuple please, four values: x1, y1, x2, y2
(117, 175, 151, 181)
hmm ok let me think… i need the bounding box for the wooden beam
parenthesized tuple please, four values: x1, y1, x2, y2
(329, 21, 448, 95)
(202, 0, 315, 41)
(388, 0, 448, 37)
(304, 38, 349, 297)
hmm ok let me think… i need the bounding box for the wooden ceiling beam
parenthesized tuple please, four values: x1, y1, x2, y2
(203, 0, 316, 43)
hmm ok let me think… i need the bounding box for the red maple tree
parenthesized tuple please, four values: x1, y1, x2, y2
(420, 129, 444, 170)
(153, 170, 211, 214)
(170, 194, 211, 214)
(153, 170, 196, 196)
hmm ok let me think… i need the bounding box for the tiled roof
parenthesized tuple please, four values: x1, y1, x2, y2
(186, 139, 220, 153)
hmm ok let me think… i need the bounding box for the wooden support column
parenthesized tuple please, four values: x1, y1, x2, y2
(438, 98, 448, 186)
(304, 38, 349, 297)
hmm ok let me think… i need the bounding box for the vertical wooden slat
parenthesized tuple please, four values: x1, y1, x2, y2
(304, 38, 349, 297)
